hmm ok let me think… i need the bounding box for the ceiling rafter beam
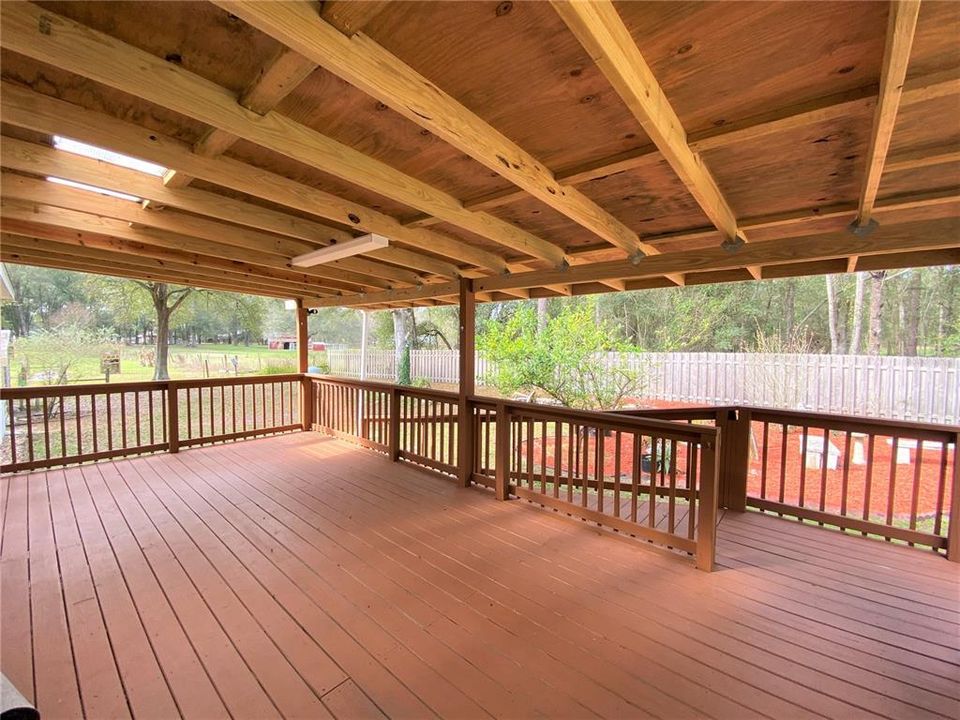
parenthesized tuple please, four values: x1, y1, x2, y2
(0, 3, 549, 270)
(855, 0, 922, 226)
(0, 80, 492, 275)
(552, 0, 760, 281)
(213, 0, 660, 261)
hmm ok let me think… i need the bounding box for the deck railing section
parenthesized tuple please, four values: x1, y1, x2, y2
(746, 409, 958, 551)
(1, 375, 302, 472)
(174, 375, 301, 449)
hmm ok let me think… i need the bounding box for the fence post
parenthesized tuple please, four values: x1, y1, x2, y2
(948, 433, 960, 562)
(389, 387, 401, 462)
(494, 402, 510, 501)
(696, 429, 720, 572)
(720, 407, 751, 511)
(300, 375, 313, 432)
(166, 381, 179, 454)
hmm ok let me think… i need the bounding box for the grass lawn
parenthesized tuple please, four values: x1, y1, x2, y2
(10, 342, 329, 386)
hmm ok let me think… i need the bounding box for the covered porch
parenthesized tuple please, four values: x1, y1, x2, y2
(4, 431, 958, 720)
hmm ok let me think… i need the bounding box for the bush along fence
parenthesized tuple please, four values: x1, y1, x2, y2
(325, 349, 960, 425)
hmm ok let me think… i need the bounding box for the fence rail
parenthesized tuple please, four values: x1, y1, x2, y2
(325, 349, 960, 425)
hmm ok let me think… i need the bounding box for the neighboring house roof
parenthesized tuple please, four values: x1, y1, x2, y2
(0, 264, 14, 302)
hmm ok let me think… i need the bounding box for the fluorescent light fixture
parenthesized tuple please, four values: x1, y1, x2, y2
(292, 233, 389, 267)
(284, 299, 298, 311)
(46, 176, 142, 203)
(53, 135, 167, 176)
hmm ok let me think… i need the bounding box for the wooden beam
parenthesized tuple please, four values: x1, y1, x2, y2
(0, 239, 320, 299)
(884, 144, 960, 173)
(0, 223, 341, 298)
(305, 280, 460, 309)
(0, 81, 490, 274)
(217, 0, 659, 259)
(554, 0, 742, 247)
(319, 216, 959, 306)
(0, 194, 382, 293)
(855, 0, 922, 226)
(404, 67, 958, 225)
(1, 3, 564, 267)
(0, 170, 420, 288)
(165, 45, 319, 188)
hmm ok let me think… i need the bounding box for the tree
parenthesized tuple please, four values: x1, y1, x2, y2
(139, 282, 194, 380)
(902, 270, 922, 356)
(392, 308, 415, 380)
(848, 273, 866, 354)
(825, 275, 842, 354)
(479, 299, 647, 409)
(868, 271, 887, 356)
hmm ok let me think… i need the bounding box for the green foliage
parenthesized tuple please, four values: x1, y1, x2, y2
(479, 299, 646, 410)
(259, 363, 297, 375)
(398, 344, 412, 385)
(14, 322, 116, 385)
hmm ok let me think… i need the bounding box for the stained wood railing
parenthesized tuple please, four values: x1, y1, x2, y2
(1, 374, 302, 472)
(308, 376, 721, 570)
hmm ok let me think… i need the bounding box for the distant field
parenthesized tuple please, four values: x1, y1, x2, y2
(10, 343, 329, 386)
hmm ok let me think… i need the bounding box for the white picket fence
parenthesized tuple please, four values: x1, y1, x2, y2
(324, 349, 960, 425)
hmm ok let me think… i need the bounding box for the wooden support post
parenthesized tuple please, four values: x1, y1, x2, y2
(948, 433, 960, 562)
(166, 381, 179, 453)
(457, 278, 476, 487)
(296, 301, 312, 431)
(720, 408, 751, 511)
(389, 387, 401, 462)
(494, 402, 510, 500)
(696, 431, 720, 572)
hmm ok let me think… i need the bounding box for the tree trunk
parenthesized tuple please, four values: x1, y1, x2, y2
(825, 275, 842, 354)
(537, 298, 548, 334)
(392, 308, 416, 378)
(902, 270, 922, 356)
(154, 303, 171, 381)
(848, 272, 866, 354)
(782, 279, 796, 339)
(867, 271, 887, 356)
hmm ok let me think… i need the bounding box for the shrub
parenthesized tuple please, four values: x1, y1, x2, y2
(398, 343, 412, 385)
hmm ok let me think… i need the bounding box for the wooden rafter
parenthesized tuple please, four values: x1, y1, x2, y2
(1, 3, 571, 268)
(306, 216, 959, 306)
(215, 2, 669, 263)
(0, 80, 501, 274)
(856, 0, 922, 227)
(0, 199, 370, 294)
(1, 169, 417, 289)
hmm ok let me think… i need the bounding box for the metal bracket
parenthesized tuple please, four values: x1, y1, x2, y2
(848, 218, 879, 237)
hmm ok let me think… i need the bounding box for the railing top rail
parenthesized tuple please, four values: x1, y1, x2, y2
(173, 374, 302, 388)
(612, 406, 737, 421)
(746, 405, 960, 439)
(307, 374, 459, 401)
(480, 396, 719, 444)
(0, 380, 170, 398)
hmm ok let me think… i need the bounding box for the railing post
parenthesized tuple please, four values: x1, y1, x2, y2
(166, 381, 179, 454)
(948, 433, 960, 562)
(300, 375, 313, 432)
(494, 402, 510, 501)
(389, 387, 401, 462)
(696, 429, 720, 572)
(720, 407, 751, 511)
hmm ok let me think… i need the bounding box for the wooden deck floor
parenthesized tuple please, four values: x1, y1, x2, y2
(2, 432, 958, 720)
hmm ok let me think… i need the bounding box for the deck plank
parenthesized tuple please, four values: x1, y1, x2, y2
(2, 432, 959, 720)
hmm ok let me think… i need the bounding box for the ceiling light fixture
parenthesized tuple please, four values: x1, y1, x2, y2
(46, 176, 142, 203)
(292, 233, 389, 267)
(52, 135, 167, 176)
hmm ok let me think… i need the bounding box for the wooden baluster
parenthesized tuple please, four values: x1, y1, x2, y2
(120, 392, 128, 450)
(668, 439, 678, 533)
(863, 434, 876, 532)
(778, 424, 788, 506)
(134, 391, 142, 448)
(630, 431, 640, 523)
(25, 395, 35, 464)
(272, 381, 277, 429)
(185, 387, 193, 440)
(389, 388, 401, 462)
(242, 384, 248, 433)
(208, 386, 214, 437)
(819, 428, 830, 518)
(8, 398, 17, 467)
(106, 392, 114, 451)
(75, 395, 82, 457)
(934, 441, 948, 538)
(613, 431, 621, 517)
(798, 426, 809, 509)
(648, 434, 658, 527)
(41, 396, 51, 461)
(596, 429, 605, 514)
(947, 437, 959, 561)
(886, 435, 899, 530)
(566, 422, 574, 504)
(58, 393, 66, 458)
(261, 382, 267, 430)
(908, 443, 924, 543)
(553, 421, 562, 499)
(688, 441, 699, 540)
(540, 419, 548, 494)
(149, 390, 156, 445)
(527, 417, 535, 492)
(759, 421, 769, 499)
(196, 386, 204, 439)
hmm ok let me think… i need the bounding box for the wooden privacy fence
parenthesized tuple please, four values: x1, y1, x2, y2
(0, 374, 302, 472)
(325, 350, 960, 425)
(307, 375, 721, 570)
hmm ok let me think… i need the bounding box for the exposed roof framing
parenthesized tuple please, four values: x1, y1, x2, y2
(855, 0, 922, 227)
(0, 0, 955, 309)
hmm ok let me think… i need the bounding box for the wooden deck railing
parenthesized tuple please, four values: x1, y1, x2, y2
(1, 374, 302, 472)
(308, 376, 721, 570)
